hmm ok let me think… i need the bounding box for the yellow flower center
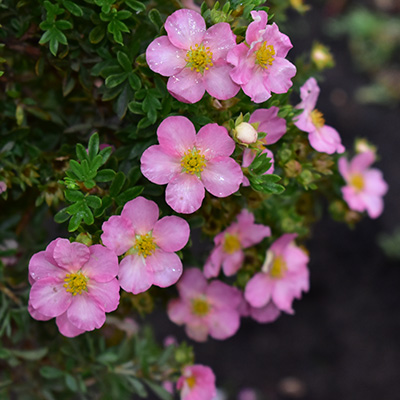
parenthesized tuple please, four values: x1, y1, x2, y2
(185, 43, 213, 74)
(269, 255, 287, 279)
(311, 109, 325, 128)
(255, 42, 275, 69)
(181, 147, 206, 176)
(350, 173, 365, 192)
(223, 234, 241, 254)
(133, 233, 156, 258)
(63, 271, 88, 296)
(192, 297, 210, 317)
(186, 376, 196, 388)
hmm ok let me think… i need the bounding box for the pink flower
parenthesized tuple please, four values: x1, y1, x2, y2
(146, 9, 239, 103)
(101, 196, 190, 294)
(168, 268, 242, 342)
(0, 181, 6, 194)
(141, 116, 243, 214)
(204, 209, 271, 278)
(239, 297, 281, 324)
(227, 11, 296, 103)
(28, 238, 120, 337)
(244, 234, 309, 314)
(177, 364, 217, 400)
(338, 150, 388, 218)
(241, 107, 287, 185)
(294, 77, 345, 154)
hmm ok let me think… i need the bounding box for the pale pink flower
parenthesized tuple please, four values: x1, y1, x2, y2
(177, 364, 217, 400)
(241, 107, 287, 185)
(0, 181, 6, 194)
(204, 209, 271, 278)
(28, 238, 120, 337)
(168, 268, 241, 342)
(245, 234, 309, 314)
(181, 0, 201, 13)
(141, 116, 243, 214)
(239, 297, 281, 324)
(146, 9, 239, 103)
(227, 11, 296, 103)
(101, 196, 190, 294)
(294, 77, 345, 154)
(338, 150, 388, 219)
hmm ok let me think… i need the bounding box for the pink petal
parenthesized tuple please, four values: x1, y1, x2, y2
(350, 151, 375, 172)
(242, 148, 256, 168)
(246, 10, 268, 44)
(308, 125, 345, 154)
(206, 280, 242, 309)
(364, 195, 384, 219)
(244, 272, 272, 308)
(186, 322, 209, 342)
(153, 216, 190, 252)
(81, 245, 119, 282)
(56, 312, 85, 337)
(364, 169, 388, 196)
(208, 309, 240, 340)
(250, 302, 281, 323)
(177, 268, 207, 299)
(87, 279, 120, 312)
(29, 250, 65, 282)
(338, 157, 350, 181)
(53, 239, 90, 272)
(294, 110, 314, 133)
(249, 107, 287, 144)
(121, 196, 159, 235)
(265, 57, 296, 94)
(342, 187, 365, 212)
(28, 301, 52, 321)
(140, 145, 181, 184)
(201, 158, 243, 198)
(167, 68, 206, 104)
(29, 277, 71, 318)
(147, 249, 183, 288)
(270, 233, 298, 255)
(202, 22, 237, 60)
(101, 216, 135, 256)
(146, 36, 186, 76)
(222, 251, 244, 276)
(227, 43, 253, 85)
(67, 294, 106, 331)
(299, 77, 320, 110)
(195, 123, 235, 160)
(165, 9, 205, 50)
(241, 68, 271, 103)
(240, 224, 271, 248)
(272, 281, 296, 313)
(167, 298, 191, 324)
(203, 63, 240, 100)
(262, 23, 293, 58)
(166, 173, 205, 214)
(203, 247, 222, 279)
(118, 255, 153, 294)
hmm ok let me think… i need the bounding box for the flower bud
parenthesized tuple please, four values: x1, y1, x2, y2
(235, 122, 258, 144)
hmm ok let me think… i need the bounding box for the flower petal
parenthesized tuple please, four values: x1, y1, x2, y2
(246, 10, 268, 44)
(265, 57, 296, 94)
(166, 173, 205, 214)
(140, 145, 181, 184)
(350, 151, 375, 172)
(81, 245, 119, 282)
(308, 125, 345, 154)
(186, 322, 209, 342)
(147, 249, 183, 288)
(241, 68, 271, 103)
(244, 272, 272, 308)
(249, 107, 286, 145)
(202, 22, 237, 60)
(203, 63, 240, 100)
(167, 298, 191, 324)
(177, 268, 208, 299)
(203, 246, 222, 279)
(53, 239, 90, 272)
(146, 36, 186, 76)
(167, 68, 206, 104)
(67, 294, 106, 331)
(118, 255, 153, 294)
(272, 281, 296, 313)
(299, 77, 320, 110)
(153, 216, 190, 252)
(228, 43, 253, 85)
(121, 196, 159, 235)
(196, 123, 235, 160)
(29, 250, 65, 283)
(208, 309, 240, 340)
(201, 158, 243, 198)
(87, 279, 120, 313)
(206, 281, 242, 309)
(222, 251, 244, 276)
(101, 216, 135, 256)
(56, 312, 85, 338)
(262, 23, 293, 58)
(28, 301, 52, 321)
(250, 302, 281, 323)
(165, 9, 206, 50)
(29, 277, 71, 318)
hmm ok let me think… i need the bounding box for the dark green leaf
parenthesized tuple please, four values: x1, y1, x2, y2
(105, 72, 129, 88)
(68, 212, 83, 231)
(56, 20, 73, 30)
(143, 379, 173, 400)
(95, 169, 116, 182)
(82, 205, 94, 225)
(76, 143, 89, 162)
(69, 159, 84, 180)
(116, 186, 144, 205)
(128, 72, 141, 90)
(89, 25, 106, 44)
(65, 189, 84, 202)
(40, 366, 64, 379)
(88, 132, 100, 161)
(125, 377, 147, 397)
(117, 51, 132, 72)
(54, 208, 70, 223)
(109, 171, 126, 196)
(148, 9, 163, 31)
(128, 101, 143, 114)
(12, 348, 48, 361)
(63, 0, 83, 16)
(117, 10, 132, 20)
(125, 0, 146, 12)
(65, 374, 78, 392)
(98, 146, 112, 164)
(86, 195, 102, 209)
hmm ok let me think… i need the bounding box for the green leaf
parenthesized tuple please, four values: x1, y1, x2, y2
(40, 366, 64, 379)
(98, 146, 112, 164)
(69, 159, 84, 180)
(65, 189, 84, 202)
(125, 377, 147, 398)
(117, 10, 132, 20)
(128, 73, 141, 90)
(12, 348, 48, 361)
(76, 143, 89, 162)
(65, 374, 78, 392)
(148, 9, 163, 31)
(143, 379, 172, 400)
(54, 208, 70, 223)
(56, 20, 73, 30)
(90, 154, 105, 173)
(117, 51, 132, 72)
(86, 195, 102, 209)
(89, 25, 106, 44)
(105, 72, 129, 88)
(125, 0, 146, 12)
(82, 205, 94, 225)
(68, 212, 83, 231)
(88, 132, 100, 161)
(128, 101, 143, 114)
(95, 169, 116, 182)
(109, 171, 126, 196)
(116, 186, 144, 206)
(63, 0, 83, 16)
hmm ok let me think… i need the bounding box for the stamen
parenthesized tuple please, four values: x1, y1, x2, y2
(311, 109, 325, 128)
(255, 41, 275, 69)
(181, 147, 206, 176)
(269, 255, 287, 279)
(133, 233, 156, 258)
(64, 271, 88, 296)
(223, 234, 241, 254)
(192, 297, 210, 317)
(185, 43, 213, 74)
(350, 173, 365, 192)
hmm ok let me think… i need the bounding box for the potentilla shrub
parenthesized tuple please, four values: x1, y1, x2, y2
(0, 0, 388, 399)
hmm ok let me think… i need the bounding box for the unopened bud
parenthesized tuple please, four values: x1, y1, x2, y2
(235, 122, 258, 144)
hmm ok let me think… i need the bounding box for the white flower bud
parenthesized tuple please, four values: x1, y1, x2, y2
(235, 122, 258, 144)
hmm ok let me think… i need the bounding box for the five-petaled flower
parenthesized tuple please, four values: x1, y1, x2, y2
(177, 364, 217, 400)
(204, 209, 271, 278)
(245, 234, 309, 314)
(101, 196, 190, 294)
(28, 238, 120, 337)
(168, 268, 242, 342)
(227, 10, 297, 103)
(140, 116, 243, 214)
(294, 77, 345, 154)
(338, 150, 388, 219)
(146, 9, 239, 103)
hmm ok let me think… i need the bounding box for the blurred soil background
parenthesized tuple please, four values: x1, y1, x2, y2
(151, 0, 400, 399)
